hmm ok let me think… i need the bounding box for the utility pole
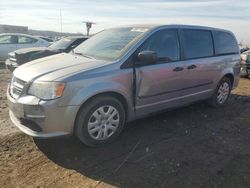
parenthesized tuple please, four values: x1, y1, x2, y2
(83, 21, 95, 36)
(60, 9, 62, 34)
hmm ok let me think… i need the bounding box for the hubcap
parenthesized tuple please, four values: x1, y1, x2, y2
(217, 82, 230, 104)
(87, 105, 120, 140)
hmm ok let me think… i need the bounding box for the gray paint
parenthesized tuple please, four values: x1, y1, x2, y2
(7, 24, 241, 138)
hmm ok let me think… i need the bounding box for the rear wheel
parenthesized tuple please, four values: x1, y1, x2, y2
(75, 95, 126, 147)
(208, 77, 232, 107)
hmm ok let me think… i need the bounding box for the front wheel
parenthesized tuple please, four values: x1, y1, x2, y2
(75, 95, 126, 147)
(208, 77, 232, 107)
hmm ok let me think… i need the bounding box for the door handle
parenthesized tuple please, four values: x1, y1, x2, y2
(187, 64, 197, 70)
(173, 67, 184, 72)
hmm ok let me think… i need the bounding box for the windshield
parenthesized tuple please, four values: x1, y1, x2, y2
(49, 38, 74, 50)
(73, 27, 148, 61)
(40, 37, 53, 42)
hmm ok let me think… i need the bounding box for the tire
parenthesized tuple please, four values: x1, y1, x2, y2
(75, 95, 126, 147)
(208, 77, 232, 108)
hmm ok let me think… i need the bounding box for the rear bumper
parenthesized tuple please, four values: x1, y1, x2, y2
(7, 90, 80, 138)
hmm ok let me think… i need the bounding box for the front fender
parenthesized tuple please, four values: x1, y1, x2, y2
(71, 81, 132, 106)
(60, 81, 135, 121)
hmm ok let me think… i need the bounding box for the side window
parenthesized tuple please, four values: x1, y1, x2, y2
(181, 29, 214, 59)
(18, 36, 37, 44)
(141, 29, 180, 62)
(213, 31, 239, 55)
(0, 35, 17, 44)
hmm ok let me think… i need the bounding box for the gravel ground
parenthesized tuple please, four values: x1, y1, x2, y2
(0, 68, 250, 188)
(0, 69, 18, 136)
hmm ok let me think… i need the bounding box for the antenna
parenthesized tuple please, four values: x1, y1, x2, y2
(83, 21, 95, 36)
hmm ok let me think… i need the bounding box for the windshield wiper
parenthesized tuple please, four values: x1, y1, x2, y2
(72, 50, 95, 59)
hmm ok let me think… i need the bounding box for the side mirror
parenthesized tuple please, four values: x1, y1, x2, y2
(137, 50, 157, 65)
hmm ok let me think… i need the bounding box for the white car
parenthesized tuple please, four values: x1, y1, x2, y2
(0, 33, 50, 61)
(240, 50, 250, 77)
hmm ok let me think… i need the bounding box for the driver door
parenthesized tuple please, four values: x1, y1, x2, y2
(135, 29, 186, 116)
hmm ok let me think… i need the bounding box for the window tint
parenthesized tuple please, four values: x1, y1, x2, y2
(0, 35, 17, 44)
(181, 29, 213, 59)
(213, 31, 238, 55)
(18, 36, 37, 44)
(141, 29, 180, 62)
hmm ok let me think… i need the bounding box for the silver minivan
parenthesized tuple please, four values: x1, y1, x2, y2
(7, 25, 241, 146)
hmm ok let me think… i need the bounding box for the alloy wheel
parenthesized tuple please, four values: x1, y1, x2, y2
(87, 105, 120, 140)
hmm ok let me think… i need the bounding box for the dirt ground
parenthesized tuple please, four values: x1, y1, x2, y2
(0, 68, 250, 188)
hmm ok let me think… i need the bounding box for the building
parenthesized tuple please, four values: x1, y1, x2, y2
(0, 24, 28, 34)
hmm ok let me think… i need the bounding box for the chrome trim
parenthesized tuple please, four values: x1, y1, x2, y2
(25, 114, 46, 119)
(10, 76, 27, 99)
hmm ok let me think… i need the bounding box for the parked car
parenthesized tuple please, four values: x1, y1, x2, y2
(0, 33, 50, 61)
(240, 47, 249, 54)
(7, 25, 240, 146)
(5, 36, 89, 71)
(240, 50, 250, 77)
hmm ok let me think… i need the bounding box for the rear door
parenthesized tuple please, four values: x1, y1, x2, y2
(212, 30, 241, 85)
(0, 35, 17, 60)
(135, 29, 187, 115)
(16, 36, 38, 50)
(179, 29, 219, 102)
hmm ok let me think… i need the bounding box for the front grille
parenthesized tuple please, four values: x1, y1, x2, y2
(10, 76, 27, 99)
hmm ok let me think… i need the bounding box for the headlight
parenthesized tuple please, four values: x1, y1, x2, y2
(28, 81, 65, 100)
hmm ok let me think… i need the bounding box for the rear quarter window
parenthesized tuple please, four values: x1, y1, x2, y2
(180, 29, 214, 59)
(213, 31, 239, 55)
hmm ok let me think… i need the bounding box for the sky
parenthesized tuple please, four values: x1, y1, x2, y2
(0, 0, 250, 44)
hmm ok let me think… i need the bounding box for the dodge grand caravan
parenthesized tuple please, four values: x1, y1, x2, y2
(7, 25, 241, 146)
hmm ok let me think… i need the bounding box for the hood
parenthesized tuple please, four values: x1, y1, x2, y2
(14, 47, 49, 55)
(13, 53, 108, 82)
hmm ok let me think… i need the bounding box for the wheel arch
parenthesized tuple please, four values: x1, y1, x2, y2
(73, 91, 130, 134)
(223, 73, 234, 87)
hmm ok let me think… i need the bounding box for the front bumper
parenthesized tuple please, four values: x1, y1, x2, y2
(7, 90, 79, 138)
(240, 65, 250, 76)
